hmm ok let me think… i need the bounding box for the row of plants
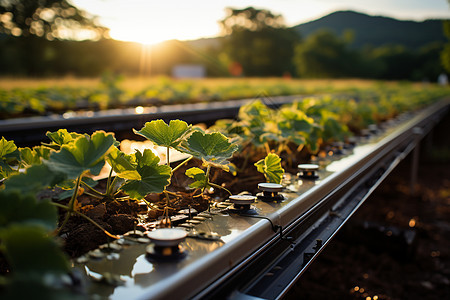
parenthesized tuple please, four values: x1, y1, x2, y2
(1, 76, 448, 120)
(0, 75, 307, 118)
(0, 122, 241, 298)
(0, 86, 447, 298)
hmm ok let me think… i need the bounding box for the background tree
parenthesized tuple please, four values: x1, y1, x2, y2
(0, 0, 108, 40)
(441, 20, 450, 73)
(293, 30, 359, 78)
(440, 0, 450, 73)
(220, 7, 300, 77)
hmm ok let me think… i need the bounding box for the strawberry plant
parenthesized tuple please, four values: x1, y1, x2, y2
(180, 131, 238, 208)
(0, 190, 78, 299)
(1, 129, 173, 238)
(133, 119, 193, 221)
(0, 82, 448, 299)
(133, 119, 192, 169)
(254, 153, 285, 184)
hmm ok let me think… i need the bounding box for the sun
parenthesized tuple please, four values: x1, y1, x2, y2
(109, 26, 176, 46)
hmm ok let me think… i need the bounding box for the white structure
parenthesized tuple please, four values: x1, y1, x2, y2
(438, 73, 448, 86)
(172, 64, 206, 78)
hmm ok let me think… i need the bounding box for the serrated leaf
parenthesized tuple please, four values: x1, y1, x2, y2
(0, 136, 17, 158)
(238, 100, 271, 123)
(185, 167, 208, 189)
(4, 164, 65, 195)
(238, 100, 274, 147)
(0, 160, 14, 180)
(106, 147, 140, 180)
(19, 147, 42, 167)
(0, 190, 58, 230)
(34, 145, 52, 160)
(322, 116, 350, 142)
(254, 153, 285, 184)
(0, 225, 69, 275)
(47, 131, 115, 179)
(277, 108, 314, 146)
(133, 119, 190, 148)
(180, 131, 238, 168)
(45, 129, 84, 147)
(306, 125, 322, 154)
(0, 137, 20, 179)
(120, 149, 171, 199)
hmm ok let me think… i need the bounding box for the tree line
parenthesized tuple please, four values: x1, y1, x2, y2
(0, 3, 447, 81)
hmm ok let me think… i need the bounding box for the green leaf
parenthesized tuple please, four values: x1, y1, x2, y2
(45, 129, 84, 148)
(120, 149, 171, 199)
(180, 131, 238, 169)
(238, 100, 275, 147)
(254, 153, 285, 184)
(133, 119, 190, 148)
(277, 108, 314, 146)
(33, 145, 52, 160)
(0, 160, 14, 180)
(306, 125, 322, 154)
(238, 100, 271, 123)
(4, 164, 65, 195)
(1, 277, 84, 300)
(47, 131, 115, 179)
(0, 137, 20, 180)
(0, 190, 58, 230)
(19, 147, 42, 167)
(0, 225, 69, 275)
(185, 167, 208, 189)
(106, 147, 141, 180)
(0, 137, 17, 158)
(321, 112, 350, 142)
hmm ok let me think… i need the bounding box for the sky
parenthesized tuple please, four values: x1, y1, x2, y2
(72, 0, 450, 45)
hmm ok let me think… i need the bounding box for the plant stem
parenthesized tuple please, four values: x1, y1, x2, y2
(57, 175, 82, 234)
(264, 142, 271, 155)
(209, 182, 232, 196)
(113, 196, 131, 201)
(106, 176, 119, 197)
(105, 167, 114, 194)
(203, 165, 211, 194)
(81, 181, 105, 197)
(52, 203, 119, 239)
(166, 146, 170, 166)
(163, 190, 171, 207)
(83, 191, 104, 200)
(171, 155, 193, 173)
(204, 165, 211, 212)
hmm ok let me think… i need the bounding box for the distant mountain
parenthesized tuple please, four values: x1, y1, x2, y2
(186, 37, 223, 50)
(292, 10, 447, 49)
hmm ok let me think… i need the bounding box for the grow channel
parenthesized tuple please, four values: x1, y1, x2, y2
(70, 99, 450, 299)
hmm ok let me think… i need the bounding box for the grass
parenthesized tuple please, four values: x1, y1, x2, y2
(0, 76, 393, 92)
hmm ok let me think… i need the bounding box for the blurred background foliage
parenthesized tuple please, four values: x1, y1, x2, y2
(0, 3, 448, 81)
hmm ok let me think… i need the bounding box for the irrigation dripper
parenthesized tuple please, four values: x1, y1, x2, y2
(256, 183, 286, 202)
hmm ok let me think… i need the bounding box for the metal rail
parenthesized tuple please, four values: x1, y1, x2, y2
(193, 99, 449, 300)
(70, 98, 449, 300)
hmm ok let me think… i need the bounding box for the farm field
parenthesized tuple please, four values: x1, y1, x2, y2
(0, 76, 449, 299)
(1, 77, 449, 120)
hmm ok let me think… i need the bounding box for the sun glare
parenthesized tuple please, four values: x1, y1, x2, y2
(110, 27, 175, 46)
(85, 0, 224, 45)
